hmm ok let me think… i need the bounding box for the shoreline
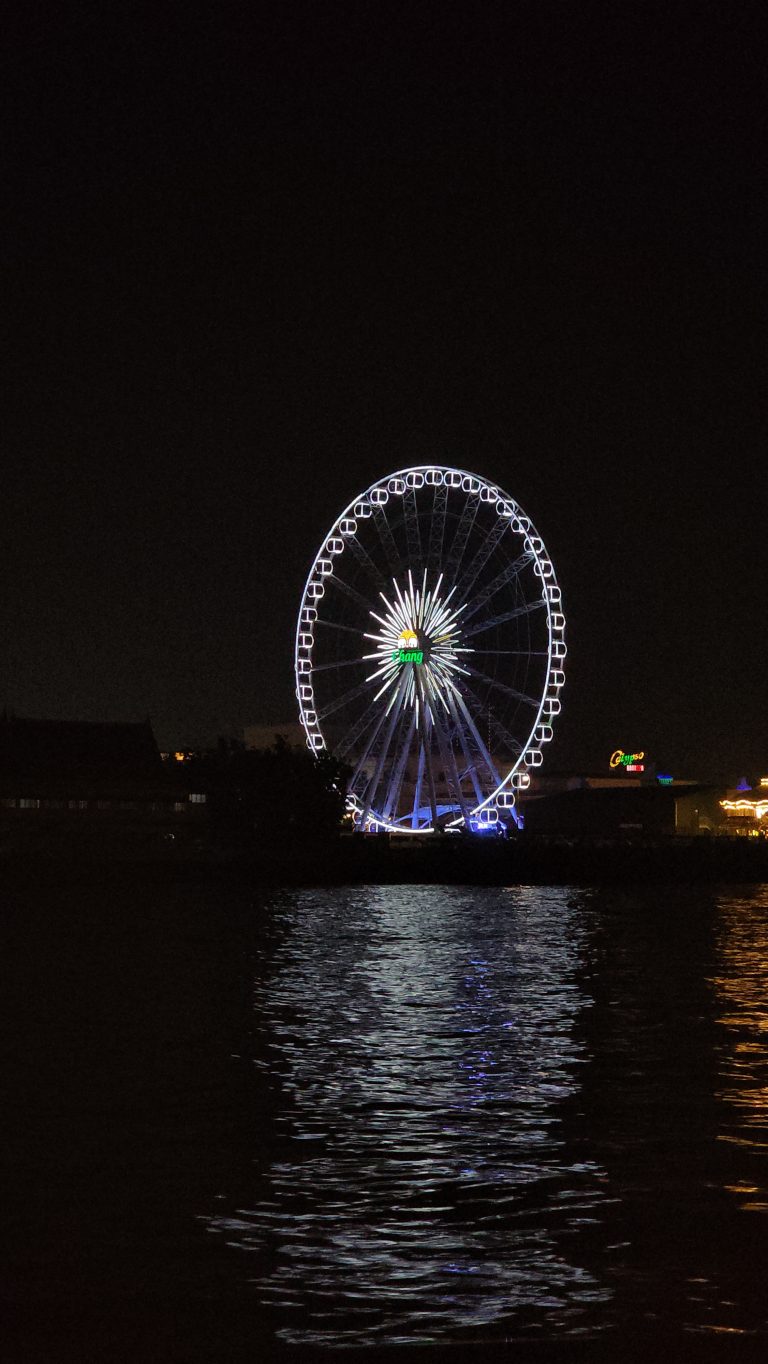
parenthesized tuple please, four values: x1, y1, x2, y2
(3, 835, 768, 888)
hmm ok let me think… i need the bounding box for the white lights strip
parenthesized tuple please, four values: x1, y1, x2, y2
(720, 799, 768, 818)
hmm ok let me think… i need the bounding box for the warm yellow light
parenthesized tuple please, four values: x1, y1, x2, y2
(397, 629, 419, 650)
(720, 799, 768, 819)
(174, 751, 185, 762)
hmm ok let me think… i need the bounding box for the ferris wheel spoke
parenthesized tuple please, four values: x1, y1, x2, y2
(443, 685, 485, 807)
(463, 597, 546, 639)
(310, 656, 368, 673)
(315, 616, 368, 637)
(456, 513, 511, 602)
(444, 493, 479, 586)
(336, 691, 389, 762)
(448, 682, 502, 788)
(487, 713, 524, 758)
(403, 488, 422, 564)
(345, 534, 388, 589)
(414, 670, 440, 827)
(328, 572, 378, 616)
(318, 676, 379, 721)
(463, 663, 540, 709)
(471, 647, 549, 657)
(427, 482, 448, 572)
(381, 709, 417, 822)
(372, 506, 402, 576)
(460, 683, 523, 758)
(359, 673, 409, 826)
(347, 691, 397, 793)
(411, 741, 426, 830)
(430, 693, 470, 822)
(348, 665, 408, 794)
(461, 550, 535, 623)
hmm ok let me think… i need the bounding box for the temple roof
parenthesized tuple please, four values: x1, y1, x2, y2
(0, 714, 181, 797)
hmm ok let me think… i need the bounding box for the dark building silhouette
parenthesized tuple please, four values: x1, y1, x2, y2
(521, 783, 726, 838)
(0, 714, 206, 857)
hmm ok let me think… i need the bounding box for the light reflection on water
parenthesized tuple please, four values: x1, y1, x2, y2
(11, 879, 768, 1353)
(714, 895, 768, 1216)
(207, 885, 613, 1345)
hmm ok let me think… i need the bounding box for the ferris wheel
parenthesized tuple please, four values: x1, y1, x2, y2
(295, 466, 565, 833)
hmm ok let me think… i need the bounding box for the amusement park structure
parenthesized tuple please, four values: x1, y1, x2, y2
(295, 466, 565, 833)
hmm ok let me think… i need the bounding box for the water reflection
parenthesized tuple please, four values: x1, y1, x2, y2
(13, 880, 768, 1352)
(661, 886, 768, 1340)
(206, 886, 611, 1345)
(713, 889, 768, 1206)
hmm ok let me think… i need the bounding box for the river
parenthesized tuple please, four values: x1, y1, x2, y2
(4, 880, 768, 1357)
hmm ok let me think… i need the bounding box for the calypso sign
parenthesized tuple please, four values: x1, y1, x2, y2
(610, 749, 645, 769)
(392, 629, 424, 665)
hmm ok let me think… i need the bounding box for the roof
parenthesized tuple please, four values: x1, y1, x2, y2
(0, 714, 179, 798)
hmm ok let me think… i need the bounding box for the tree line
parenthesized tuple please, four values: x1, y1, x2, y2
(165, 737, 350, 847)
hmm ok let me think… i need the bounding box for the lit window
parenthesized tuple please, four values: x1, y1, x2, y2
(68, 800, 88, 810)
(96, 800, 111, 810)
(19, 798, 40, 809)
(173, 802, 185, 813)
(189, 793, 206, 804)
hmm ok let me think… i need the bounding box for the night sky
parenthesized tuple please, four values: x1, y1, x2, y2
(4, 4, 766, 780)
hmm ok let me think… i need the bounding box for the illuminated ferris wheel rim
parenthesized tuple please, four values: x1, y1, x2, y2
(294, 464, 566, 833)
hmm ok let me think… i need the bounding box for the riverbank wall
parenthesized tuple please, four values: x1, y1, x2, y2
(3, 834, 768, 887)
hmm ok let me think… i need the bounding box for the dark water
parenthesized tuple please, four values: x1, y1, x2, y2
(4, 880, 768, 1358)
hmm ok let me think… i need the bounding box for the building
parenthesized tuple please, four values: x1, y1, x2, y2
(0, 714, 206, 857)
(719, 779, 768, 836)
(520, 780, 725, 838)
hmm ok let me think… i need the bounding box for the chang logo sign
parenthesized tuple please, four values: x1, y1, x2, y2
(393, 629, 424, 665)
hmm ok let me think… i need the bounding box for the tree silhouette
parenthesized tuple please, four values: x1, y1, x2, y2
(170, 739, 349, 848)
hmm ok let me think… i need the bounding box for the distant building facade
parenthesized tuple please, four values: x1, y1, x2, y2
(0, 714, 206, 857)
(719, 778, 768, 836)
(520, 778, 726, 838)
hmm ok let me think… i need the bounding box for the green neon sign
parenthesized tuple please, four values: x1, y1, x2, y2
(393, 648, 424, 664)
(610, 749, 644, 769)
